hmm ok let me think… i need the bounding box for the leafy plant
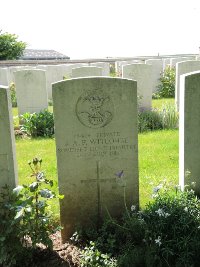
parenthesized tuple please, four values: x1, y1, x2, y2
(0, 30, 26, 60)
(154, 66, 175, 98)
(159, 103, 179, 129)
(138, 109, 163, 132)
(138, 103, 178, 132)
(80, 241, 118, 267)
(20, 109, 54, 137)
(0, 157, 62, 266)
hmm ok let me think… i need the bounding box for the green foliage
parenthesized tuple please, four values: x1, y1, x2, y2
(138, 109, 163, 132)
(154, 66, 175, 98)
(80, 241, 118, 267)
(10, 82, 17, 107)
(138, 103, 178, 132)
(139, 184, 200, 266)
(20, 109, 54, 137)
(0, 30, 26, 60)
(0, 157, 62, 266)
(80, 183, 200, 267)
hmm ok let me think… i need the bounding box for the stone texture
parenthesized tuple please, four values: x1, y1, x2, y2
(115, 60, 143, 77)
(14, 69, 48, 115)
(170, 57, 195, 68)
(179, 71, 200, 193)
(145, 59, 163, 92)
(71, 66, 103, 78)
(0, 68, 9, 86)
(175, 60, 200, 110)
(52, 77, 139, 241)
(122, 63, 152, 110)
(0, 86, 18, 189)
(89, 62, 110, 76)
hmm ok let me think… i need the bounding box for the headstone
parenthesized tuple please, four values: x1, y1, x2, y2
(170, 57, 195, 68)
(115, 60, 143, 77)
(145, 59, 163, 92)
(0, 86, 18, 189)
(71, 66, 103, 78)
(175, 60, 200, 110)
(0, 68, 9, 86)
(52, 77, 139, 241)
(162, 58, 171, 71)
(122, 63, 152, 110)
(179, 71, 200, 194)
(89, 62, 110, 76)
(14, 69, 48, 115)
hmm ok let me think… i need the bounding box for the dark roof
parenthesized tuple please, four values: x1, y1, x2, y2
(21, 49, 70, 60)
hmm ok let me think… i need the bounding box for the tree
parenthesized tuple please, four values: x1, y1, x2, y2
(0, 30, 26, 60)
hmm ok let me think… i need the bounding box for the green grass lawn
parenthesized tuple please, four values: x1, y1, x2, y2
(152, 98, 175, 109)
(15, 129, 178, 216)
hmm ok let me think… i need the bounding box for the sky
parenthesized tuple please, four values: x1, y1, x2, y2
(1, 0, 200, 59)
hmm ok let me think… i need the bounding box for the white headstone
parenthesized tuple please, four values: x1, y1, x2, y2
(0, 86, 18, 189)
(122, 63, 152, 110)
(175, 60, 200, 110)
(90, 62, 110, 76)
(0, 68, 9, 86)
(71, 66, 103, 78)
(145, 59, 163, 93)
(52, 77, 139, 241)
(14, 69, 48, 115)
(179, 71, 200, 193)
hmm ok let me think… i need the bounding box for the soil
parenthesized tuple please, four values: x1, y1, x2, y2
(29, 231, 81, 267)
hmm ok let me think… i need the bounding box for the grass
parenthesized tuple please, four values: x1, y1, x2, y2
(139, 129, 178, 207)
(15, 129, 178, 215)
(152, 98, 175, 109)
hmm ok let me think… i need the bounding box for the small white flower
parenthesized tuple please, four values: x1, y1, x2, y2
(155, 208, 170, 218)
(155, 236, 162, 246)
(155, 208, 164, 217)
(131, 205, 136, 212)
(184, 207, 188, 212)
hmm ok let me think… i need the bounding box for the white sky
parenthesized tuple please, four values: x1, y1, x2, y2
(1, 0, 200, 59)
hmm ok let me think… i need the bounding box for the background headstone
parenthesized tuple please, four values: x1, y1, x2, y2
(175, 60, 200, 110)
(71, 66, 103, 78)
(145, 59, 163, 92)
(122, 63, 152, 110)
(0, 68, 9, 86)
(0, 86, 18, 189)
(53, 77, 139, 241)
(14, 69, 48, 115)
(179, 71, 200, 193)
(89, 62, 110, 76)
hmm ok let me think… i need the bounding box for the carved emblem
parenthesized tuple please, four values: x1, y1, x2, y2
(76, 89, 114, 128)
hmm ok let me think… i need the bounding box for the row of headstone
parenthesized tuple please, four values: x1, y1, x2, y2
(0, 63, 111, 101)
(2, 71, 200, 242)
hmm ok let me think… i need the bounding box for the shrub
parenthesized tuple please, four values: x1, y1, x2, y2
(138, 109, 163, 132)
(154, 66, 175, 98)
(20, 109, 54, 137)
(138, 103, 178, 132)
(80, 182, 200, 267)
(159, 103, 179, 129)
(0, 157, 62, 266)
(80, 241, 118, 267)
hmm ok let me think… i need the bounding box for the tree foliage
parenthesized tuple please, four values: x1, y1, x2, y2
(0, 30, 26, 60)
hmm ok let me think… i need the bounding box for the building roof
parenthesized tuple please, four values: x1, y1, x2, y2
(21, 49, 70, 60)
